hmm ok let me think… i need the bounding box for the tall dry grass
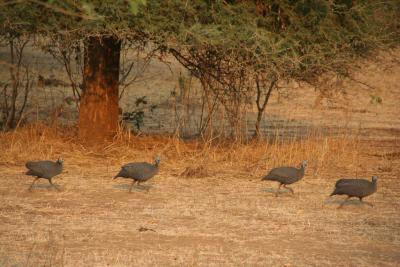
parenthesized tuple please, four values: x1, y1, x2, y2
(0, 123, 363, 179)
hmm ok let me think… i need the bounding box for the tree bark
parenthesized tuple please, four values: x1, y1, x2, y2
(79, 36, 121, 141)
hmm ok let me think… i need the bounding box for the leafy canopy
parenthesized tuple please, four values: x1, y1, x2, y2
(1, 0, 399, 82)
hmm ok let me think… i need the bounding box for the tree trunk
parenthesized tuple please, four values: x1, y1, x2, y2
(254, 77, 276, 139)
(79, 36, 121, 141)
(254, 111, 263, 138)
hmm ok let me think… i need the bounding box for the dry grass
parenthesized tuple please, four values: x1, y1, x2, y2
(0, 124, 399, 266)
(0, 123, 364, 179)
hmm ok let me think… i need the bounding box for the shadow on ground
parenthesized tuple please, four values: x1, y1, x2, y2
(324, 198, 374, 208)
(261, 187, 293, 195)
(113, 183, 153, 192)
(28, 184, 63, 190)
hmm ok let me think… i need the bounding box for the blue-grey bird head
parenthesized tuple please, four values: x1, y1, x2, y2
(371, 176, 378, 182)
(154, 155, 161, 167)
(301, 160, 308, 168)
(57, 158, 64, 165)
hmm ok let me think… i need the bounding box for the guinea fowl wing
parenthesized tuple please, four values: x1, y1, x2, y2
(122, 162, 157, 180)
(335, 179, 369, 189)
(335, 179, 356, 187)
(26, 161, 53, 177)
(265, 167, 298, 182)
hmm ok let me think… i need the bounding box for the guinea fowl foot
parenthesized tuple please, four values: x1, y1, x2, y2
(52, 185, 61, 191)
(28, 178, 39, 192)
(338, 197, 351, 209)
(283, 185, 294, 194)
(49, 180, 61, 191)
(361, 201, 374, 207)
(274, 184, 282, 197)
(128, 180, 137, 193)
(137, 183, 150, 192)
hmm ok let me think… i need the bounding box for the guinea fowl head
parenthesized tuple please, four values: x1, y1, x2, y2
(371, 176, 378, 183)
(301, 160, 308, 169)
(154, 155, 161, 167)
(57, 158, 64, 165)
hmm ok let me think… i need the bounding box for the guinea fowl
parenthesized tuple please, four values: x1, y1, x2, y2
(114, 155, 161, 192)
(330, 176, 378, 208)
(25, 158, 64, 191)
(262, 160, 308, 196)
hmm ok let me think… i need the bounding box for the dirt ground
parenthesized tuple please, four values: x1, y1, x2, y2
(0, 136, 399, 266)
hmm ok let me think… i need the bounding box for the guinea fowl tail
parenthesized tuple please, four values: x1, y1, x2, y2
(262, 175, 272, 181)
(330, 189, 338, 196)
(25, 162, 34, 169)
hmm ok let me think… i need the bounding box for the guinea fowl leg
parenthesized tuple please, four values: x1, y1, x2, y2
(134, 181, 146, 192)
(283, 184, 294, 194)
(28, 177, 39, 191)
(138, 181, 150, 192)
(275, 183, 282, 197)
(360, 197, 374, 207)
(129, 180, 137, 193)
(338, 196, 351, 209)
(48, 179, 60, 191)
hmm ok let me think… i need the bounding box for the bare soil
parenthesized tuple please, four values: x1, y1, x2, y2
(0, 136, 399, 266)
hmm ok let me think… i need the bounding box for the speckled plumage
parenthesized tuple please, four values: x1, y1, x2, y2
(25, 158, 64, 191)
(330, 176, 378, 208)
(262, 160, 307, 196)
(114, 156, 160, 192)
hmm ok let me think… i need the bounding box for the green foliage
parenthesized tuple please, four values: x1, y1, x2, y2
(129, 0, 147, 15)
(134, 1, 396, 76)
(1, 0, 398, 136)
(122, 96, 157, 131)
(294, 0, 329, 28)
(0, 0, 399, 96)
